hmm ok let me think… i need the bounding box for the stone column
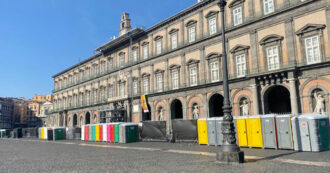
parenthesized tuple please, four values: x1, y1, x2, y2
(164, 27, 168, 52)
(138, 67, 142, 94)
(326, 6, 330, 60)
(182, 97, 188, 119)
(181, 54, 186, 87)
(249, 30, 259, 73)
(151, 64, 154, 93)
(288, 78, 299, 115)
(180, 19, 185, 44)
(251, 84, 259, 115)
(166, 99, 171, 135)
(202, 93, 208, 118)
(164, 59, 169, 90)
(200, 47, 206, 84)
(199, 10, 204, 37)
(285, 17, 297, 64)
(149, 34, 154, 57)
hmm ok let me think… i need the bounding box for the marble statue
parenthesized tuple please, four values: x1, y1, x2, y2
(192, 104, 200, 119)
(158, 108, 164, 121)
(240, 100, 249, 116)
(314, 92, 325, 114)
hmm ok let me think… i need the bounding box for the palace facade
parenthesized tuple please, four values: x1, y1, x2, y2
(48, 0, 330, 133)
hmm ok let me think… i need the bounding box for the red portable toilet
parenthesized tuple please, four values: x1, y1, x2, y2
(85, 125, 89, 141)
(99, 125, 103, 141)
(110, 124, 115, 142)
(107, 124, 111, 142)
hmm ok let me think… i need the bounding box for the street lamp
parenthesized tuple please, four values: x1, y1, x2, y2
(217, 0, 244, 163)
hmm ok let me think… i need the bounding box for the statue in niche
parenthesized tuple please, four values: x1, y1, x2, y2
(313, 91, 325, 114)
(240, 100, 249, 116)
(158, 107, 164, 121)
(192, 104, 200, 119)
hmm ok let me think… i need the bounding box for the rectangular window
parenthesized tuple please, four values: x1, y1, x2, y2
(108, 59, 113, 70)
(171, 33, 178, 49)
(188, 26, 196, 43)
(80, 71, 84, 81)
(86, 69, 90, 79)
(236, 54, 247, 77)
(120, 54, 125, 67)
(86, 92, 90, 105)
(156, 74, 163, 92)
(143, 45, 148, 59)
(210, 61, 220, 82)
(74, 75, 77, 84)
(156, 40, 162, 55)
(305, 36, 321, 64)
(189, 66, 198, 86)
(233, 7, 242, 26)
(172, 70, 179, 89)
(101, 88, 105, 101)
(93, 65, 97, 77)
(133, 80, 138, 95)
(101, 62, 105, 74)
(79, 94, 83, 106)
(108, 85, 113, 98)
(120, 83, 125, 96)
(266, 46, 280, 70)
(143, 78, 149, 94)
(132, 49, 138, 61)
(209, 17, 217, 35)
(263, 0, 274, 15)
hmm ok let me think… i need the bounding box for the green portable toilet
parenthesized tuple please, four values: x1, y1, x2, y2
(114, 123, 122, 143)
(54, 128, 66, 140)
(119, 123, 139, 143)
(92, 125, 96, 141)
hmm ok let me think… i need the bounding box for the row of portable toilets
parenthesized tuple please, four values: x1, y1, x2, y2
(197, 114, 330, 152)
(38, 127, 66, 140)
(81, 123, 139, 144)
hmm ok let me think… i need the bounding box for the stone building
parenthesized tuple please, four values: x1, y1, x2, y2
(0, 98, 14, 129)
(49, 0, 330, 132)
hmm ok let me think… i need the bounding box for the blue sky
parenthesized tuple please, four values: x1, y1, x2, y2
(0, 0, 195, 99)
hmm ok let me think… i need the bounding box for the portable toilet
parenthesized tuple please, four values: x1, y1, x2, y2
(215, 117, 224, 145)
(47, 128, 53, 140)
(95, 124, 100, 142)
(114, 123, 122, 143)
(197, 118, 208, 145)
(88, 125, 92, 141)
(236, 116, 248, 147)
(261, 114, 278, 149)
(53, 128, 66, 140)
(207, 118, 217, 146)
(43, 127, 48, 140)
(99, 124, 103, 142)
(92, 125, 96, 141)
(276, 114, 294, 150)
(292, 114, 329, 152)
(102, 124, 107, 142)
(84, 125, 89, 141)
(247, 115, 263, 148)
(119, 123, 139, 143)
(81, 125, 85, 141)
(110, 124, 115, 142)
(106, 124, 111, 142)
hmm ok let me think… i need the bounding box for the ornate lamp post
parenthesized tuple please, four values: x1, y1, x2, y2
(217, 0, 244, 163)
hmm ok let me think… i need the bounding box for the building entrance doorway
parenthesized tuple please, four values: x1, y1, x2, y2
(209, 94, 224, 117)
(171, 99, 183, 119)
(264, 85, 291, 114)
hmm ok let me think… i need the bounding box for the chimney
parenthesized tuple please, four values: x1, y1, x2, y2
(119, 12, 132, 36)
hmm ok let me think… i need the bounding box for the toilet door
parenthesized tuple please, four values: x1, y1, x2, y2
(299, 120, 311, 152)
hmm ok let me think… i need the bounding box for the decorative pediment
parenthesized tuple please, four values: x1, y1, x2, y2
(154, 69, 165, 74)
(206, 53, 221, 60)
(132, 76, 138, 80)
(131, 46, 138, 50)
(259, 34, 284, 45)
(154, 35, 163, 41)
(118, 52, 125, 55)
(186, 59, 200, 66)
(169, 64, 181, 70)
(228, 0, 245, 8)
(141, 73, 150, 77)
(169, 28, 179, 34)
(230, 45, 250, 53)
(205, 10, 219, 18)
(185, 20, 197, 27)
(296, 24, 326, 36)
(141, 41, 149, 46)
(107, 57, 113, 61)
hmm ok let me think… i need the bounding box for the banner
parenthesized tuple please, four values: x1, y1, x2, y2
(141, 95, 149, 113)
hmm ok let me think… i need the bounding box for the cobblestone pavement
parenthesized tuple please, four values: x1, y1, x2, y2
(0, 138, 329, 173)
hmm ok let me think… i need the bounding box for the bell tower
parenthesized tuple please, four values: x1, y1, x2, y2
(119, 12, 131, 36)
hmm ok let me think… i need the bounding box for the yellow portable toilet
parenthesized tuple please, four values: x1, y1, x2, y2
(41, 128, 45, 139)
(236, 116, 248, 147)
(197, 118, 208, 145)
(246, 116, 263, 148)
(95, 124, 100, 141)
